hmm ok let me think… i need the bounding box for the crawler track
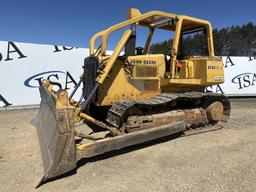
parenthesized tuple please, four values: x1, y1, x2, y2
(106, 92, 231, 128)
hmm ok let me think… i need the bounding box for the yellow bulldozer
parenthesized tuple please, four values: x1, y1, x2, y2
(32, 8, 230, 186)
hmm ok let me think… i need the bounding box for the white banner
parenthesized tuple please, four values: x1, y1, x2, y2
(0, 41, 86, 107)
(0, 41, 255, 107)
(206, 56, 256, 96)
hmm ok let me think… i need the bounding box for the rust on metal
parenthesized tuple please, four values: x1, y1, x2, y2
(32, 85, 76, 187)
(33, 85, 231, 187)
(206, 101, 224, 122)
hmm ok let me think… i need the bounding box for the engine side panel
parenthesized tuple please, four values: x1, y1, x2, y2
(96, 54, 165, 106)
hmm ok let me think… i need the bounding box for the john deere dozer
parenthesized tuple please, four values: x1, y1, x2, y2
(32, 8, 230, 186)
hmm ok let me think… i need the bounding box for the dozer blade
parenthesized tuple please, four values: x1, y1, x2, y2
(32, 85, 76, 187)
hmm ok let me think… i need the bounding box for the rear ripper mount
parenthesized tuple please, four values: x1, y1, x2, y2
(33, 84, 230, 187)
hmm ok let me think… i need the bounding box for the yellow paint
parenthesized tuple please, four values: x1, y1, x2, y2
(87, 8, 224, 107)
(96, 54, 165, 106)
(97, 29, 132, 84)
(38, 8, 226, 154)
(46, 8, 225, 113)
(76, 142, 93, 150)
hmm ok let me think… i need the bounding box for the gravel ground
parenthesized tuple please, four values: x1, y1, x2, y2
(0, 99, 256, 192)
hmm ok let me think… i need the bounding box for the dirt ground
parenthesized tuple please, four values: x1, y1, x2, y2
(0, 99, 256, 192)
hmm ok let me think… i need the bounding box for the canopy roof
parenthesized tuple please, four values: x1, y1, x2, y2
(128, 8, 210, 32)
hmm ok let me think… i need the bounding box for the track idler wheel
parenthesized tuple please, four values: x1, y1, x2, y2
(206, 101, 224, 122)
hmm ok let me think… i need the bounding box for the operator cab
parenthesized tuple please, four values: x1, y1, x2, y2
(120, 8, 214, 78)
(89, 8, 215, 81)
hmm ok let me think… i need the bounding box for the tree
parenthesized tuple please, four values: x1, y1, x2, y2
(149, 22, 256, 56)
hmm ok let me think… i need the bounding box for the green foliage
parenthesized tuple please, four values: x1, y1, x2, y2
(149, 22, 256, 56)
(150, 39, 172, 55)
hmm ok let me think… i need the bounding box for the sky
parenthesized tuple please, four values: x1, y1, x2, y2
(0, 0, 255, 49)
